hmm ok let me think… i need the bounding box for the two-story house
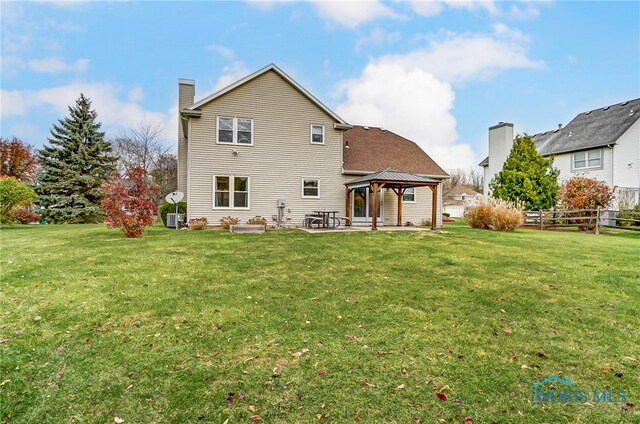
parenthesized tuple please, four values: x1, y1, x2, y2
(177, 64, 448, 229)
(480, 98, 640, 208)
(443, 185, 482, 217)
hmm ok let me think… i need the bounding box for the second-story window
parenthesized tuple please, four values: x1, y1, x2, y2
(217, 116, 253, 145)
(311, 124, 325, 144)
(573, 149, 602, 170)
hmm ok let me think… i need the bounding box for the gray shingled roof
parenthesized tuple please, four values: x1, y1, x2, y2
(345, 169, 439, 187)
(479, 98, 640, 166)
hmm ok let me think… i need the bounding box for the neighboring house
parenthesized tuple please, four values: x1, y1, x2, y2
(480, 98, 640, 208)
(443, 185, 481, 217)
(177, 64, 448, 228)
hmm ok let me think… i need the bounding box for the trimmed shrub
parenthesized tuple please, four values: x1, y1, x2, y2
(159, 201, 187, 226)
(189, 217, 208, 230)
(247, 216, 267, 227)
(618, 204, 640, 227)
(219, 216, 239, 229)
(442, 212, 451, 217)
(466, 198, 523, 232)
(9, 208, 40, 224)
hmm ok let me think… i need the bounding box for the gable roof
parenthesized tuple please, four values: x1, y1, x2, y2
(479, 98, 640, 166)
(343, 126, 448, 177)
(532, 98, 640, 155)
(185, 63, 349, 125)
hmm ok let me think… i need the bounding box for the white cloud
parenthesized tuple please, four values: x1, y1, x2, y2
(205, 45, 251, 92)
(388, 26, 543, 85)
(355, 28, 402, 51)
(336, 26, 542, 169)
(27, 57, 89, 74)
(1, 82, 176, 148)
(311, 0, 400, 28)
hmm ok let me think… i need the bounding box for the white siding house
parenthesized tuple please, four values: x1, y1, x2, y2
(480, 99, 640, 208)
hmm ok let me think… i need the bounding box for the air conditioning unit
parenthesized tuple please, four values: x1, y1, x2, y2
(166, 213, 184, 229)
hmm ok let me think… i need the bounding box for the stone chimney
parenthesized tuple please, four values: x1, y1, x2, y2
(484, 122, 514, 195)
(177, 79, 195, 196)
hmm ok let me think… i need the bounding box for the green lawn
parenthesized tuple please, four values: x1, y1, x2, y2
(1, 222, 638, 423)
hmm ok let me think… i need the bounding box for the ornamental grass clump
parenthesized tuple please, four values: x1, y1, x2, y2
(188, 217, 208, 230)
(466, 197, 523, 232)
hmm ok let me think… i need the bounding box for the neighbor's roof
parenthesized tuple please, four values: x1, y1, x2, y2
(479, 98, 640, 166)
(185, 63, 349, 125)
(445, 185, 480, 197)
(345, 169, 440, 188)
(343, 126, 448, 177)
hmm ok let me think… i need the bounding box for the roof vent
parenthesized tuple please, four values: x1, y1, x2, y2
(363, 126, 369, 130)
(585, 111, 591, 115)
(569, 131, 573, 137)
(630, 110, 635, 116)
(621, 101, 629, 106)
(380, 127, 385, 131)
(603, 106, 610, 111)
(558, 123, 562, 129)
(345, 141, 350, 148)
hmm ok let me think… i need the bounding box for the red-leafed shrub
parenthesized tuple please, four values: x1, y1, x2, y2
(558, 176, 613, 209)
(10, 208, 40, 224)
(100, 166, 159, 238)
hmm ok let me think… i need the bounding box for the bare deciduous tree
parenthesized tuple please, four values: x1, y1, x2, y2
(111, 121, 177, 202)
(444, 167, 484, 193)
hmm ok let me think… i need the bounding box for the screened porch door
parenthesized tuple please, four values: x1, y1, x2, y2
(352, 187, 383, 224)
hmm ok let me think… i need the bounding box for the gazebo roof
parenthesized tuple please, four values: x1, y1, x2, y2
(345, 169, 440, 189)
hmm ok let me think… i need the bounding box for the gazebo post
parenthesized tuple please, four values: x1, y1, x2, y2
(371, 182, 379, 230)
(345, 187, 351, 223)
(430, 184, 438, 230)
(396, 188, 405, 227)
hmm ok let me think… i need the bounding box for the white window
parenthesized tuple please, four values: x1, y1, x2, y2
(310, 124, 325, 144)
(302, 178, 320, 198)
(213, 175, 250, 209)
(573, 149, 602, 170)
(217, 116, 253, 145)
(402, 188, 416, 203)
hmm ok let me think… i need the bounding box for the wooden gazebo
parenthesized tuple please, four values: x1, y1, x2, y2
(344, 169, 440, 230)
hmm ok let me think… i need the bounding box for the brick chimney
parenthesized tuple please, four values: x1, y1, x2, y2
(177, 79, 195, 195)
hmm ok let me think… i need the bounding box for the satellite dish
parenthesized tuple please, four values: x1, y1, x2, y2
(165, 191, 184, 204)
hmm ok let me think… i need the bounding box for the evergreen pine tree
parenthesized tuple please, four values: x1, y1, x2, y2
(490, 134, 560, 210)
(37, 94, 116, 223)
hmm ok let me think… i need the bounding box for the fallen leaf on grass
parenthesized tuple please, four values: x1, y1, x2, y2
(464, 417, 473, 424)
(250, 415, 262, 422)
(439, 385, 450, 392)
(0, 338, 10, 344)
(397, 384, 405, 389)
(226, 393, 235, 408)
(537, 352, 547, 359)
(361, 379, 374, 388)
(318, 369, 328, 375)
(601, 368, 610, 373)
(56, 372, 64, 378)
(436, 392, 447, 401)
(249, 405, 257, 413)
(114, 418, 124, 424)
(503, 328, 512, 334)
(33, 316, 41, 321)
(0, 380, 10, 386)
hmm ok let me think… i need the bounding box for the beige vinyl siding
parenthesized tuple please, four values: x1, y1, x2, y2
(342, 175, 444, 228)
(187, 70, 345, 225)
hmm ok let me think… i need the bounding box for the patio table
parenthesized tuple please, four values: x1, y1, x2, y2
(312, 210, 340, 229)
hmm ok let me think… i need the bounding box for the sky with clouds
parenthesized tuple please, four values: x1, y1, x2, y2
(1, 0, 638, 170)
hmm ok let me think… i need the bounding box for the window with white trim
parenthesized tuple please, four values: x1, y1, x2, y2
(402, 188, 415, 202)
(310, 124, 325, 144)
(573, 149, 602, 170)
(214, 175, 250, 208)
(302, 178, 320, 198)
(217, 116, 253, 145)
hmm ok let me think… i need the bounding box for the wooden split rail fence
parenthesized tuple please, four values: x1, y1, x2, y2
(523, 209, 640, 234)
